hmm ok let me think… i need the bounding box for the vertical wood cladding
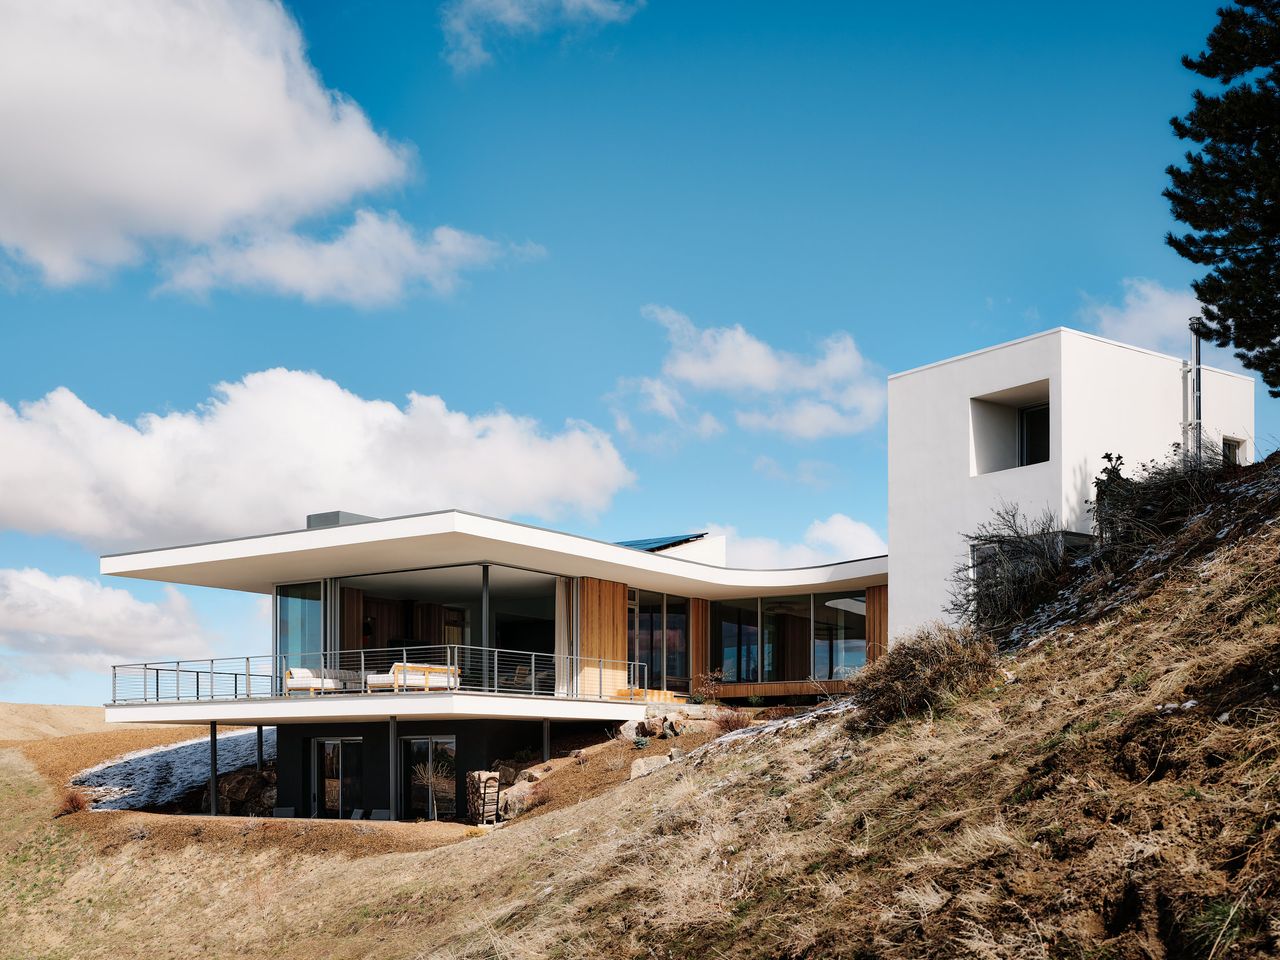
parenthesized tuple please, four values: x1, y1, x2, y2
(577, 577, 627, 696)
(866, 584, 888, 661)
(689, 597, 710, 682)
(339, 588, 363, 652)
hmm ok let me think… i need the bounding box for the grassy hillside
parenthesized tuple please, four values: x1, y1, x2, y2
(1, 459, 1278, 958)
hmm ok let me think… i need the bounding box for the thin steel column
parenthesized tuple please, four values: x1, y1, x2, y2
(389, 716, 398, 821)
(256, 725, 264, 772)
(542, 718, 551, 763)
(208, 721, 218, 816)
(481, 564, 491, 688)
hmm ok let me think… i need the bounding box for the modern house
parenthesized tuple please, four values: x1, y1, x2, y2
(100, 327, 1254, 822)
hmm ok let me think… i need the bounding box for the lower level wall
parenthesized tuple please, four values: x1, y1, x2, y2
(275, 719, 546, 819)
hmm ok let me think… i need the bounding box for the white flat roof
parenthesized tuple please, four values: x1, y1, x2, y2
(104, 690, 648, 725)
(101, 509, 887, 599)
(888, 326, 1253, 383)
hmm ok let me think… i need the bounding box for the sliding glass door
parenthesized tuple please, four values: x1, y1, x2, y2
(314, 738, 363, 819)
(401, 736, 458, 821)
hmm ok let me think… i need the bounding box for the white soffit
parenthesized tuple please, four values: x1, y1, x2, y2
(100, 510, 888, 599)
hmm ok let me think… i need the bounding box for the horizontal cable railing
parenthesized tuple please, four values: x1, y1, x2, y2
(110, 645, 648, 705)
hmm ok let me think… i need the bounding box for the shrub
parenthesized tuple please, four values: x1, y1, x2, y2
(843, 624, 998, 735)
(633, 736, 650, 750)
(746, 695, 765, 707)
(713, 707, 752, 734)
(691, 670, 724, 704)
(56, 787, 90, 817)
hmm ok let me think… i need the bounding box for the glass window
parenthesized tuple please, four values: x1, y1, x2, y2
(710, 599, 758, 683)
(635, 590, 663, 689)
(813, 591, 867, 680)
(277, 582, 323, 668)
(1019, 403, 1050, 466)
(664, 595, 689, 694)
(761, 595, 811, 682)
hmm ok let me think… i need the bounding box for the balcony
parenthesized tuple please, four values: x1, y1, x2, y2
(107, 645, 653, 725)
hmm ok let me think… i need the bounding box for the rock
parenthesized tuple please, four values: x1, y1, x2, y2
(641, 717, 665, 738)
(618, 720, 641, 740)
(499, 780, 536, 818)
(568, 748, 586, 759)
(629, 755, 671, 780)
(497, 765, 517, 786)
(516, 768, 544, 783)
(667, 747, 685, 761)
(681, 719, 719, 734)
(663, 716, 686, 738)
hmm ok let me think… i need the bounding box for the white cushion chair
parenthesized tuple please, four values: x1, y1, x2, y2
(366, 662, 459, 693)
(283, 666, 362, 695)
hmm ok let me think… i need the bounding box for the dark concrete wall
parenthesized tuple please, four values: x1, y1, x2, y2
(275, 719, 544, 818)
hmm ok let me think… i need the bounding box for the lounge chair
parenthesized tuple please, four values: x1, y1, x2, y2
(365, 662, 459, 693)
(283, 666, 362, 695)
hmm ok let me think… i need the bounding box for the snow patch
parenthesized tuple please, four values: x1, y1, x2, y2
(72, 728, 276, 811)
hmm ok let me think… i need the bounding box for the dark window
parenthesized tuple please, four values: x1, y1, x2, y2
(710, 599, 758, 683)
(1223, 438, 1242, 467)
(813, 592, 867, 680)
(1018, 403, 1050, 466)
(761, 595, 811, 682)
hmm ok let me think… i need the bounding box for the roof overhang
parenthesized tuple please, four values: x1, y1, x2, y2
(101, 510, 887, 599)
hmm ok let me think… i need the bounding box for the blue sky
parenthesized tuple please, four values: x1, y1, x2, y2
(1, 0, 1272, 706)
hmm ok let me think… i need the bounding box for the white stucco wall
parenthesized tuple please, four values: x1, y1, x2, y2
(888, 328, 1255, 640)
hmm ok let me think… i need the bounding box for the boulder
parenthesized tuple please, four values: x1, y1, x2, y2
(681, 719, 720, 734)
(662, 716, 687, 738)
(568, 748, 586, 759)
(497, 765, 517, 786)
(516, 768, 545, 783)
(629, 755, 671, 780)
(499, 780, 537, 818)
(667, 747, 685, 761)
(639, 717, 665, 738)
(618, 719, 641, 740)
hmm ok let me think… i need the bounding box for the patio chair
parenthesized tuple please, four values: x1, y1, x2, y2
(283, 666, 362, 695)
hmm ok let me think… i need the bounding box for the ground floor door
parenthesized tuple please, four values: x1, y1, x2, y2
(314, 738, 363, 818)
(401, 736, 458, 821)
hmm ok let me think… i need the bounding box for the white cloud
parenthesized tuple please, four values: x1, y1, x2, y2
(0, 569, 209, 674)
(0, 0, 411, 285)
(0, 370, 634, 550)
(708, 514, 887, 569)
(1081, 278, 1201, 356)
(752, 456, 835, 489)
(164, 212, 504, 307)
(442, 0, 643, 73)
(640, 304, 886, 440)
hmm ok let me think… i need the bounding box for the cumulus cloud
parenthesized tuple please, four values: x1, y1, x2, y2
(0, 0, 411, 284)
(637, 304, 885, 440)
(165, 212, 505, 307)
(0, 370, 634, 550)
(1081, 278, 1201, 356)
(442, 0, 643, 73)
(0, 569, 209, 674)
(708, 514, 887, 569)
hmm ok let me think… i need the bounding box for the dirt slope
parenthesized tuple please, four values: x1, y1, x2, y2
(0, 702, 158, 741)
(1, 460, 1278, 958)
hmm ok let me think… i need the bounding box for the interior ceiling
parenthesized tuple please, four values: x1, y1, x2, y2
(342, 565, 556, 602)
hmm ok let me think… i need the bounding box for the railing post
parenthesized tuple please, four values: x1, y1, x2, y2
(360, 649, 366, 680)
(245, 658, 252, 698)
(531, 652, 537, 695)
(598, 657, 603, 700)
(209, 658, 214, 700)
(111, 666, 117, 704)
(493, 647, 498, 694)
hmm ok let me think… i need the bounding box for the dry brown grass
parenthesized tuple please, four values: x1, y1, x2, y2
(843, 622, 999, 733)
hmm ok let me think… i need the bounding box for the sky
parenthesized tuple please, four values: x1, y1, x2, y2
(1, 0, 1274, 706)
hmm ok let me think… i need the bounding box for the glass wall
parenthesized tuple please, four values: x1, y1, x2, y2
(813, 591, 867, 680)
(276, 581, 323, 667)
(633, 590, 663, 689)
(710, 598, 759, 682)
(761, 595, 812, 682)
(664, 595, 690, 694)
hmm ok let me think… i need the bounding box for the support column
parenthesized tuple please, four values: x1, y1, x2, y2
(255, 725, 264, 772)
(542, 718, 551, 763)
(389, 715, 398, 821)
(208, 721, 218, 816)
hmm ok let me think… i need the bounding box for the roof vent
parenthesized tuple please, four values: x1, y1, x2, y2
(306, 511, 378, 529)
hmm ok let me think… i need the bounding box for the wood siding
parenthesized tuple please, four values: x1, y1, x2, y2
(339, 587, 363, 652)
(719, 680, 852, 698)
(866, 584, 888, 661)
(689, 597, 709, 683)
(577, 577, 627, 697)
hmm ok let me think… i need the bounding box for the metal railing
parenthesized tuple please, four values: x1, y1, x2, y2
(110, 645, 648, 705)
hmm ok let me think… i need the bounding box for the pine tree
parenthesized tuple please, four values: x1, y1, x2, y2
(1164, 1, 1280, 395)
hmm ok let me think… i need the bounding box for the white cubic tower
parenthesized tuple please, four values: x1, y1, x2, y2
(887, 328, 1255, 639)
